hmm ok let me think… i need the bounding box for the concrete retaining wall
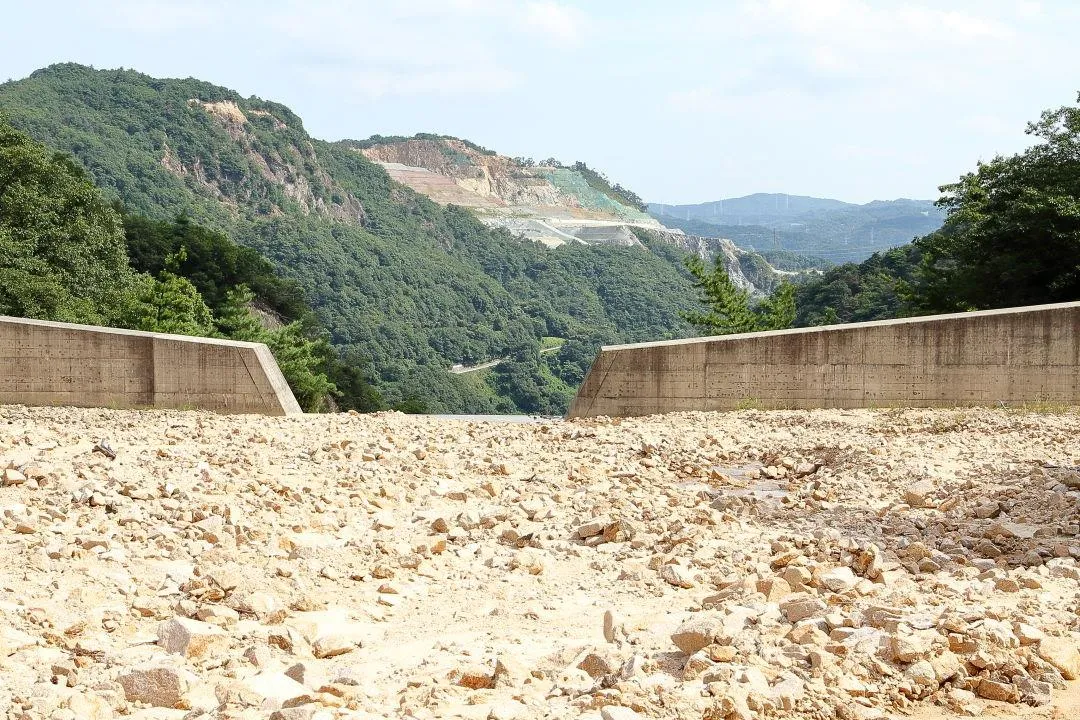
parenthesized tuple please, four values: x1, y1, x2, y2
(0, 316, 301, 415)
(568, 302, 1080, 418)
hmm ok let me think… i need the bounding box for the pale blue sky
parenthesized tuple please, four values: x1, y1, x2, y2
(2, 0, 1078, 203)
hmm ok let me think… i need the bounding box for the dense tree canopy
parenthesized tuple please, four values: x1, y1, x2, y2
(794, 245, 920, 327)
(911, 94, 1080, 311)
(123, 214, 309, 322)
(791, 93, 1080, 326)
(0, 118, 135, 324)
(0, 115, 356, 413)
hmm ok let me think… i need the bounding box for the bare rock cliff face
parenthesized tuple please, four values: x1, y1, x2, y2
(357, 138, 656, 225)
(180, 100, 366, 224)
(359, 137, 783, 295)
(361, 139, 568, 209)
(656, 230, 784, 296)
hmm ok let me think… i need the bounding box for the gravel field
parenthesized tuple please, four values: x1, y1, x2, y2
(1, 405, 1078, 720)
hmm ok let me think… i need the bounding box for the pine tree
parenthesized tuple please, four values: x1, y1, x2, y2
(681, 255, 795, 335)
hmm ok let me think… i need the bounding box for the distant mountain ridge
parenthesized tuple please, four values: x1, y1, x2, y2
(652, 193, 850, 221)
(650, 193, 945, 263)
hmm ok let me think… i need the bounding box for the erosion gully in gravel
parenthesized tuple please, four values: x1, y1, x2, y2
(1, 405, 1078, 720)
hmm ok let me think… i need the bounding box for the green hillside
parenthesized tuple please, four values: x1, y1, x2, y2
(0, 63, 702, 413)
(0, 116, 349, 411)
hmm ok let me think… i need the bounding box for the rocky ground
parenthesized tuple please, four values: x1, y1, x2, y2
(1, 405, 1079, 720)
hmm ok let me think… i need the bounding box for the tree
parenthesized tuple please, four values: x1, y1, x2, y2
(794, 245, 921, 326)
(126, 272, 216, 336)
(122, 248, 215, 335)
(0, 117, 135, 324)
(681, 255, 796, 335)
(910, 93, 1080, 311)
(122, 213, 308, 321)
(214, 286, 337, 412)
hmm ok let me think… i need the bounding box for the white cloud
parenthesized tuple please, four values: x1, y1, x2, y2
(313, 66, 521, 99)
(256, 0, 587, 98)
(744, 0, 1014, 45)
(666, 87, 723, 114)
(1016, 1, 1043, 19)
(99, 0, 224, 32)
(523, 2, 586, 47)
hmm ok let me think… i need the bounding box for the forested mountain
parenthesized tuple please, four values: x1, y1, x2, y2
(0, 63, 735, 414)
(651, 194, 945, 263)
(791, 92, 1080, 325)
(793, 245, 920, 327)
(0, 117, 347, 411)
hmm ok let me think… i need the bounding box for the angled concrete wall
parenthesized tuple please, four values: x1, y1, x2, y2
(568, 302, 1080, 418)
(0, 316, 301, 415)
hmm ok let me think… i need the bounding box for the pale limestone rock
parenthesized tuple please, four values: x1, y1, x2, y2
(1014, 674, 1053, 706)
(889, 629, 940, 663)
(601, 706, 643, 720)
(1037, 636, 1080, 680)
(284, 662, 326, 688)
(779, 595, 826, 623)
(781, 566, 812, 591)
(117, 665, 189, 707)
(603, 609, 624, 644)
(243, 645, 273, 667)
(270, 708, 333, 720)
(65, 693, 113, 720)
(976, 678, 1019, 702)
(239, 671, 313, 709)
(904, 659, 936, 687)
(2, 468, 26, 486)
(903, 479, 935, 507)
(814, 565, 858, 593)
(157, 616, 228, 658)
(929, 649, 962, 683)
(757, 576, 793, 602)
(311, 633, 356, 659)
(683, 650, 716, 679)
(946, 688, 985, 716)
(488, 700, 527, 720)
(659, 562, 696, 588)
(709, 644, 738, 662)
(672, 614, 724, 654)
(1013, 622, 1044, 646)
(555, 667, 594, 694)
(493, 654, 530, 689)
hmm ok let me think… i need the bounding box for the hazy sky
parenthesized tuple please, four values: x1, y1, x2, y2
(3, 0, 1079, 203)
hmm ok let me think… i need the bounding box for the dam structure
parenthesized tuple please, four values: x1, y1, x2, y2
(0, 315, 301, 415)
(568, 301, 1080, 418)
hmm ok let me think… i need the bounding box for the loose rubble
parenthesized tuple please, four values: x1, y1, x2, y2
(1, 404, 1079, 719)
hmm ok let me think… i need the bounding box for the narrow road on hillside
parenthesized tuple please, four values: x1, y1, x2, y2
(449, 345, 561, 374)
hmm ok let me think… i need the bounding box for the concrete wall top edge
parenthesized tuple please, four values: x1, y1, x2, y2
(601, 301, 1080, 352)
(0, 315, 265, 350)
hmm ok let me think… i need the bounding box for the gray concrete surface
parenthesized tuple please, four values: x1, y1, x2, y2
(568, 302, 1080, 418)
(0, 315, 301, 415)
